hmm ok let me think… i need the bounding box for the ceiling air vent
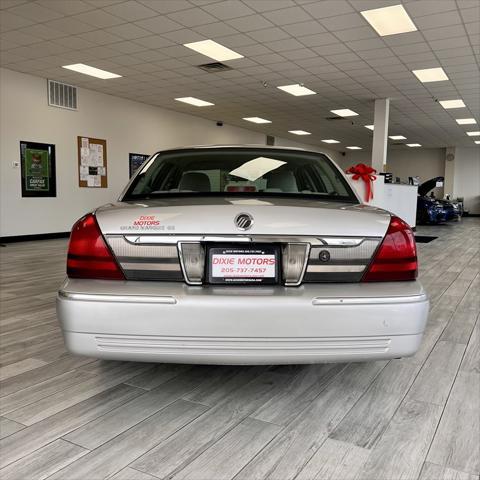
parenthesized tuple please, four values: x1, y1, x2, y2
(197, 62, 233, 73)
(325, 116, 346, 121)
(48, 79, 77, 110)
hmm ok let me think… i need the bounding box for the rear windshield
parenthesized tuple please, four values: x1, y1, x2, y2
(123, 148, 357, 202)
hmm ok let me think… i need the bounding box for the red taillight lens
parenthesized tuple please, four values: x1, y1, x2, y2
(67, 214, 124, 280)
(362, 216, 417, 282)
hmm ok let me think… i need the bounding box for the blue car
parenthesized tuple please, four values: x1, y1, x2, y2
(416, 177, 447, 224)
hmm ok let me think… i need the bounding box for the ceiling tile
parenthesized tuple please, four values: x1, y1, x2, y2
(242, 0, 294, 12)
(138, 0, 191, 13)
(134, 15, 184, 33)
(247, 27, 290, 42)
(73, 9, 127, 28)
(193, 21, 238, 37)
(0, 11, 34, 31)
(262, 6, 311, 26)
(226, 14, 274, 32)
(43, 17, 97, 35)
(202, 0, 256, 20)
(36, 0, 94, 15)
(302, 1, 355, 19)
(103, 0, 158, 20)
(168, 7, 218, 27)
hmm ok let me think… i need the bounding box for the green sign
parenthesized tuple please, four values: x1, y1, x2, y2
(25, 148, 50, 192)
(20, 141, 56, 197)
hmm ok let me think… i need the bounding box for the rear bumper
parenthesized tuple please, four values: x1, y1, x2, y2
(57, 279, 429, 365)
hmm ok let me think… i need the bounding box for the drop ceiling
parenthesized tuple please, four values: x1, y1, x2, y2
(1, 0, 479, 150)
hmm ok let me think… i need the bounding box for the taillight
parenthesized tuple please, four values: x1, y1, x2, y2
(67, 213, 124, 280)
(362, 216, 417, 282)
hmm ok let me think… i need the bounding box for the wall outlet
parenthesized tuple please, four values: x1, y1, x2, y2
(12, 161, 20, 168)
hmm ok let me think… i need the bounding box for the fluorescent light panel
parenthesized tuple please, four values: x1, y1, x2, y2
(322, 139, 340, 144)
(183, 39, 243, 61)
(361, 4, 417, 37)
(288, 130, 311, 135)
(365, 125, 374, 130)
(407, 143, 422, 147)
(331, 109, 358, 117)
(389, 135, 406, 140)
(62, 63, 121, 79)
(412, 67, 449, 83)
(175, 97, 214, 107)
(456, 118, 477, 124)
(243, 117, 271, 124)
(466, 131, 480, 136)
(475, 141, 480, 144)
(439, 99, 465, 109)
(346, 146, 362, 150)
(277, 84, 316, 96)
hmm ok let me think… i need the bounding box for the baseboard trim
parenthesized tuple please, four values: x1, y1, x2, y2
(464, 213, 480, 217)
(0, 232, 70, 243)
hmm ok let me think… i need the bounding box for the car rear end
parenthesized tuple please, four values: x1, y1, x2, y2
(57, 146, 429, 364)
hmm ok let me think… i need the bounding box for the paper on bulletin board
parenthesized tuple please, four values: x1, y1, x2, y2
(79, 165, 89, 181)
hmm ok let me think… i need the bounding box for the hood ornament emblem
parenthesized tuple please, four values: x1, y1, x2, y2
(234, 213, 253, 231)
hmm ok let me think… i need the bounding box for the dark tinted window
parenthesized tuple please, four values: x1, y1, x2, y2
(124, 148, 356, 202)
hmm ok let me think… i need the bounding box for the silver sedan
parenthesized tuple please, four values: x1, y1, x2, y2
(57, 146, 429, 364)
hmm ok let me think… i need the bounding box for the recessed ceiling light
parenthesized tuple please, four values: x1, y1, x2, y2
(389, 135, 407, 140)
(407, 143, 422, 147)
(346, 146, 362, 150)
(175, 97, 214, 107)
(277, 84, 316, 96)
(475, 140, 480, 144)
(412, 67, 449, 83)
(439, 99, 465, 109)
(183, 39, 243, 62)
(288, 130, 311, 135)
(322, 139, 340, 144)
(456, 118, 477, 125)
(330, 109, 358, 117)
(243, 117, 271, 124)
(466, 131, 480, 136)
(361, 4, 417, 37)
(365, 125, 374, 130)
(62, 63, 121, 79)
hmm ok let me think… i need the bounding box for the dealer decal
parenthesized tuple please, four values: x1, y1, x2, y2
(120, 215, 175, 231)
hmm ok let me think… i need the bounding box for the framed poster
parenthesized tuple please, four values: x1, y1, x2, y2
(129, 153, 149, 178)
(20, 141, 56, 197)
(77, 136, 107, 188)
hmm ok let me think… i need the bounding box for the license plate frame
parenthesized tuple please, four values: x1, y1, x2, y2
(206, 244, 281, 285)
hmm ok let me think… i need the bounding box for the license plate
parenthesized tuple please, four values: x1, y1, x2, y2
(207, 245, 280, 285)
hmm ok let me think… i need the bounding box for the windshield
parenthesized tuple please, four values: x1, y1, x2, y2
(123, 148, 357, 202)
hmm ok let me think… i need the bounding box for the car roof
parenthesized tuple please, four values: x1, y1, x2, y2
(154, 144, 327, 156)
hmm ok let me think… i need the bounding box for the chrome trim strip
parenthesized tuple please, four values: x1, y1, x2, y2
(123, 234, 380, 246)
(120, 262, 181, 271)
(312, 294, 428, 306)
(58, 291, 177, 304)
(307, 265, 365, 273)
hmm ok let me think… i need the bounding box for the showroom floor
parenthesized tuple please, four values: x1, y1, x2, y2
(0, 219, 478, 480)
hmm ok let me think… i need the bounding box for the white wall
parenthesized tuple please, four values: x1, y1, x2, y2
(453, 148, 480, 214)
(0, 68, 338, 237)
(345, 147, 446, 185)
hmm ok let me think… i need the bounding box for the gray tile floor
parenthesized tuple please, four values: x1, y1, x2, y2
(0, 219, 478, 480)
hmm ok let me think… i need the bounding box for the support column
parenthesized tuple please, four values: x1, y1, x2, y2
(444, 146, 456, 198)
(371, 98, 390, 173)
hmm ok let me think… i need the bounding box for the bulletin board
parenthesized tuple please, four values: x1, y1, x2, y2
(77, 136, 107, 188)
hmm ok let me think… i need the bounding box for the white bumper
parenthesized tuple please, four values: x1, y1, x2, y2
(57, 279, 429, 365)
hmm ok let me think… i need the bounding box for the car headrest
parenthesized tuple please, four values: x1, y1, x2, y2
(178, 172, 211, 192)
(266, 170, 298, 192)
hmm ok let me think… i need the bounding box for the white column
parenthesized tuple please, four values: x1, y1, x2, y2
(371, 98, 390, 173)
(444, 146, 456, 198)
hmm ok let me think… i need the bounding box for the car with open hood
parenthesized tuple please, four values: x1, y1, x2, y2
(57, 146, 429, 364)
(417, 176, 461, 224)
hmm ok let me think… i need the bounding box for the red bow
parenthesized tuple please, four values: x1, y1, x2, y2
(346, 163, 377, 202)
